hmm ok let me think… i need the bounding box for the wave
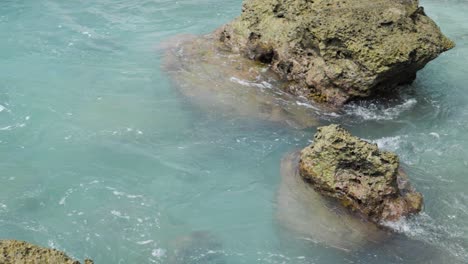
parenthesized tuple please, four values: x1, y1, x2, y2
(372, 136, 403, 152)
(229, 77, 273, 89)
(343, 98, 417, 121)
(381, 211, 468, 262)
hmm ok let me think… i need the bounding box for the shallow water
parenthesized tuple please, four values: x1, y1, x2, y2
(0, 0, 467, 263)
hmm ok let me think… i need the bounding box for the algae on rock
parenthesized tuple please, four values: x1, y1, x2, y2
(218, 0, 455, 106)
(299, 125, 423, 224)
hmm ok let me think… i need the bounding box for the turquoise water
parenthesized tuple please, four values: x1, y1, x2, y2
(0, 0, 467, 263)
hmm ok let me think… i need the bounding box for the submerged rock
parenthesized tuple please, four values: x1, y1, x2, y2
(277, 152, 390, 251)
(0, 240, 93, 264)
(218, 0, 454, 106)
(167, 231, 225, 264)
(299, 125, 423, 224)
(162, 34, 322, 129)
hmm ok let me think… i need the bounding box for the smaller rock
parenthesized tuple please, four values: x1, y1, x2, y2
(299, 124, 423, 224)
(0, 240, 92, 264)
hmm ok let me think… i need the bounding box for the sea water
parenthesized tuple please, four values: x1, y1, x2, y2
(0, 0, 467, 263)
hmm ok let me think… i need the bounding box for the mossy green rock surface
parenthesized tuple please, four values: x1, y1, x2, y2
(218, 0, 454, 106)
(299, 125, 423, 223)
(0, 240, 93, 264)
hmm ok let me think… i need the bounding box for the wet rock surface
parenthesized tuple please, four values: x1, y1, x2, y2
(218, 0, 454, 106)
(0, 240, 92, 264)
(299, 125, 423, 224)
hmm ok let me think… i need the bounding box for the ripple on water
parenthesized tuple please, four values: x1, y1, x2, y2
(382, 212, 468, 261)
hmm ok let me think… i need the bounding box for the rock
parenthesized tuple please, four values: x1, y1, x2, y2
(0, 240, 92, 264)
(217, 0, 454, 106)
(161, 34, 322, 129)
(299, 125, 423, 224)
(277, 152, 390, 251)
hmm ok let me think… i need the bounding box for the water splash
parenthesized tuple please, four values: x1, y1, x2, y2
(343, 98, 417, 121)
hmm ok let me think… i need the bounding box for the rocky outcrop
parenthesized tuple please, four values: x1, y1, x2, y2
(217, 0, 454, 106)
(299, 125, 423, 224)
(0, 240, 93, 264)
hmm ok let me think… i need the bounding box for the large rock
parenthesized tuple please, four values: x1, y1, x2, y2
(299, 125, 423, 224)
(217, 0, 454, 106)
(0, 240, 93, 264)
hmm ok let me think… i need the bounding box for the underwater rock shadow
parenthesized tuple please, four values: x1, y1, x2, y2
(160, 34, 331, 130)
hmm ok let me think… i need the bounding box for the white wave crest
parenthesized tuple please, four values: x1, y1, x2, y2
(381, 217, 423, 235)
(372, 136, 402, 152)
(344, 98, 417, 121)
(229, 77, 272, 89)
(381, 212, 468, 261)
